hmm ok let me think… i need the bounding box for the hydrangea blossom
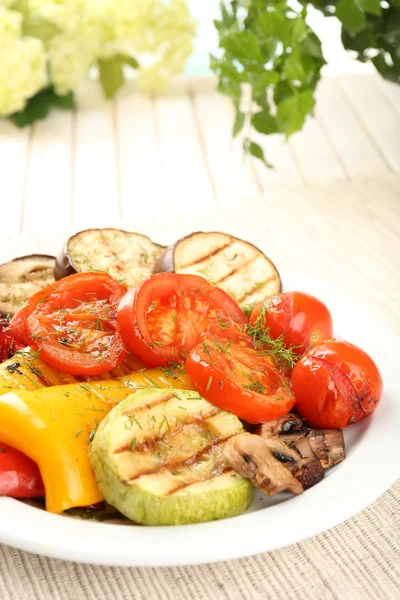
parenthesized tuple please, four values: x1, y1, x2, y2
(29, 0, 196, 94)
(0, 0, 196, 117)
(0, 7, 47, 115)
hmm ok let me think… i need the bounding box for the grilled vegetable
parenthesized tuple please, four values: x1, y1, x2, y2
(0, 348, 144, 397)
(0, 368, 192, 513)
(89, 388, 253, 525)
(225, 433, 325, 496)
(154, 232, 281, 307)
(55, 228, 166, 287)
(0, 318, 23, 362)
(9, 273, 128, 376)
(256, 413, 346, 470)
(0, 442, 44, 499)
(185, 329, 295, 424)
(0, 254, 55, 317)
(0, 380, 133, 513)
(117, 273, 247, 367)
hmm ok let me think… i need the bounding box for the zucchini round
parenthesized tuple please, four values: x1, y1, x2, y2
(89, 388, 253, 525)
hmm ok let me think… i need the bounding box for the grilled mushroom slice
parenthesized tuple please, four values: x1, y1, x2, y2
(256, 413, 304, 437)
(154, 231, 281, 307)
(224, 433, 324, 496)
(55, 228, 166, 287)
(256, 415, 345, 470)
(282, 429, 345, 470)
(0, 255, 55, 316)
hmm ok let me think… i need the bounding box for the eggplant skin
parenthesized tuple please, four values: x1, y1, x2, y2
(0, 254, 55, 316)
(54, 245, 75, 280)
(154, 231, 282, 307)
(55, 228, 166, 286)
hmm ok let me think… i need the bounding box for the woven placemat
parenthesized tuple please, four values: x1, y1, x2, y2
(0, 478, 398, 600)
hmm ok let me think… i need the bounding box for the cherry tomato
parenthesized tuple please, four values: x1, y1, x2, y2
(0, 319, 24, 362)
(291, 338, 383, 428)
(0, 443, 44, 498)
(9, 273, 127, 376)
(117, 273, 247, 368)
(185, 330, 295, 423)
(250, 291, 333, 356)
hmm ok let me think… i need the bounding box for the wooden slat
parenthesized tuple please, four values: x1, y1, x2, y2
(154, 79, 216, 211)
(377, 78, 400, 116)
(72, 82, 120, 226)
(315, 77, 389, 179)
(188, 82, 260, 204)
(0, 121, 30, 236)
(252, 132, 305, 188)
(289, 114, 347, 185)
(338, 74, 400, 172)
(21, 110, 73, 234)
(116, 83, 168, 222)
(249, 176, 400, 330)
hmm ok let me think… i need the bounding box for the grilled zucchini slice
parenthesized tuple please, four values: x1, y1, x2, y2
(154, 231, 281, 307)
(89, 388, 253, 525)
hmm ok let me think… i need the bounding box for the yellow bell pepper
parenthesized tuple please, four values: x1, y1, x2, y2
(0, 349, 144, 397)
(0, 368, 193, 513)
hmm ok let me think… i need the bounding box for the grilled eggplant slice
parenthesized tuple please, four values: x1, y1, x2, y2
(55, 228, 166, 287)
(154, 232, 281, 306)
(0, 254, 55, 316)
(89, 388, 253, 525)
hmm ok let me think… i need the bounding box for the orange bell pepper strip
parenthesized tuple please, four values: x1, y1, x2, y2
(0, 348, 144, 397)
(0, 368, 192, 513)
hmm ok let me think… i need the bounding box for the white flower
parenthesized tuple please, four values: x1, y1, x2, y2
(0, 7, 47, 115)
(0, 0, 196, 109)
(107, 0, 197, 91)
(29, 0, 111, 94)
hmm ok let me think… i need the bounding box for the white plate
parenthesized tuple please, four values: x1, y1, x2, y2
(0, 212, 399, 567)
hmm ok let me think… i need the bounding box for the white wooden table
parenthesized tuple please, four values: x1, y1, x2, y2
(0, 70, 400, 600)
(1, 72, 400, 234)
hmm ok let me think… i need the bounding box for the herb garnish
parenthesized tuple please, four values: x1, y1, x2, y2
(245, 305, 298, 370)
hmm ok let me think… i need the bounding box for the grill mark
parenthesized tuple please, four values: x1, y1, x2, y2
(100, 230, 122, 270)
(114, 405, 220, 454)
(178, 241, 233, 269)
(212, 256, 258, 286)
(125, 434, 233, 483)
(237, 275, 278, 304)
(121, 392, 177, 416)
(165, 466, 233, 496)
(27, 367, 54, 388)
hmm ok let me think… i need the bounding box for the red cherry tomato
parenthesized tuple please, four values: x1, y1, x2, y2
(291, 338, 383, 428)
(185, 330, 295, 423)
(117, 273, 247, 368)
(0, 443, 44, 498)
(8, 273, 127, 376)
(250, 291, 333, 356)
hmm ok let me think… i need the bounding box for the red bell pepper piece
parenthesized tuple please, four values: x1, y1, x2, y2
(0, 443, 44, 498)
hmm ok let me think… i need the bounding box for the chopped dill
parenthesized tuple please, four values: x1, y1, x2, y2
(245, 304, 298, 370)
(243, 380, 265, 394)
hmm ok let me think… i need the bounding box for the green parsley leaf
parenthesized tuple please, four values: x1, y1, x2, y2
(232, 111, 245, 137)
(335, 0, 367, 34)
(277, 91, 315, 138)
